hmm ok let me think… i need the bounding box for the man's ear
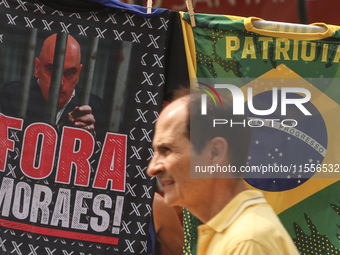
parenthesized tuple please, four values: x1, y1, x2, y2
(34, 57, 40, 78)
(208, 137, 228, 164)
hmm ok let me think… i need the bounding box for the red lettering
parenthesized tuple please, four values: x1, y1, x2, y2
(0, 114, 23, 171)
(56, 127, 94, 186)
(93, 133, 126, 191)
(21, 123, 57, 179)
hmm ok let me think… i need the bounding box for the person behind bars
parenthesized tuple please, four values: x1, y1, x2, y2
(0, 33, 105, 137)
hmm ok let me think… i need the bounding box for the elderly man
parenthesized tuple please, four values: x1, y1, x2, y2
(0, 33, 104, 135)
(147, 92, 299, 255)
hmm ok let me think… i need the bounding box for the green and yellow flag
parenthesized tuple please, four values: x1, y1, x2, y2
(181, 12, 340, 255)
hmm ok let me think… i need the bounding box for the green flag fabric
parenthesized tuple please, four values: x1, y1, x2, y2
(181, 12, 340, 255)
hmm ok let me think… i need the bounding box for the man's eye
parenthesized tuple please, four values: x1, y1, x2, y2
(160, 147, 171, 154)
(64, 68, 77, 79)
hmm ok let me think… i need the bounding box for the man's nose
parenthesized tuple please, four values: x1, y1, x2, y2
(147, 156, 165, 177)
(60, 77, 66, 89)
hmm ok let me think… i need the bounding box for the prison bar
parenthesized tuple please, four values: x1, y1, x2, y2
(44, 32, 68, 125)
(107, 41, 129, 132)
(79, 36, 99, 106)
(0, 24, 7, 88)
(19, 28, 37, 119)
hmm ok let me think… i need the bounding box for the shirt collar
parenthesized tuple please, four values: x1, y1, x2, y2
(205, 190, 267, 233)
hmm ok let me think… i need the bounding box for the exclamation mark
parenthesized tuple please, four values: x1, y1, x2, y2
(112, 195, 124, 234)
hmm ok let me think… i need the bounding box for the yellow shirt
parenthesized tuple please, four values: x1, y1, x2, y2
(197, 190, 299, 255)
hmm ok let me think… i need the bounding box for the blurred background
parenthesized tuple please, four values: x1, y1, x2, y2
(131, 0, 340, 25)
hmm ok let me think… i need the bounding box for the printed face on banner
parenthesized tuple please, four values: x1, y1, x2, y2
(34, 34, 83, 107)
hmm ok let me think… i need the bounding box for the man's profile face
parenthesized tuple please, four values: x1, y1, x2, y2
(147, 98, 213, 208)
(34, 34, 82, 108)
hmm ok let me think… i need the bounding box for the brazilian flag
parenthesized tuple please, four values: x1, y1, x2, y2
(181, 12, 340, 255)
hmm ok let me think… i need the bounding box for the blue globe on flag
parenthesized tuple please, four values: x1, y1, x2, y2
(245, 90, 327, 191)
